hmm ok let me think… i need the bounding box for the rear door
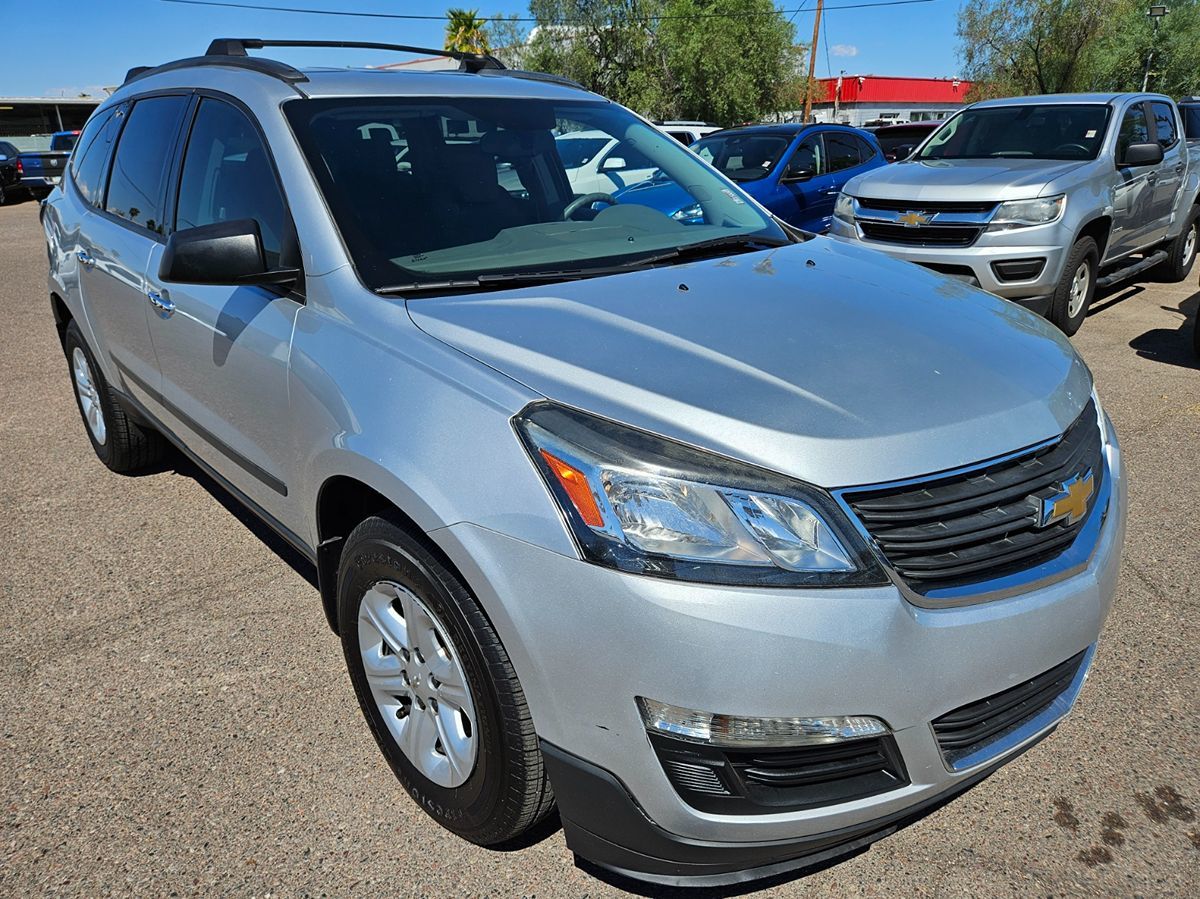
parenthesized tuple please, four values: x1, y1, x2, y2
(1146, 100, 1184, 243)
(144, 94, 302, 520)
(82, 95, 190, 400)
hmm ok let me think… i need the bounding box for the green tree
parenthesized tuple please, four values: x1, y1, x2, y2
(446, 8, 492, 55)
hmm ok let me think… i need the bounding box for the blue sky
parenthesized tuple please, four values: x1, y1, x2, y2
(1, 0, 962, 98)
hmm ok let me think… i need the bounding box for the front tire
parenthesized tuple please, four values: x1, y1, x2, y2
(338, 516, 553, 845)
(63, 320, 166, 472)
(1152, 206, 1199, 282)
(1049, 236, 1098, 336)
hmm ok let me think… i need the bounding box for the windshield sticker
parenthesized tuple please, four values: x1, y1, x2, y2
(1085, 130, 1098, 138)
(721, 189, 746, 205)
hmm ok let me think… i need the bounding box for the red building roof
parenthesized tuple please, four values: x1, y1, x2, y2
(818, 75, 972, 104)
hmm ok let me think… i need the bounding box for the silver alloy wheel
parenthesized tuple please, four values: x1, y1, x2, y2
(1183, 224, 1197, 269)
(358, 580, 478, 788)
(1067, 260, 1091, 319)
(72, 347, 106, 445)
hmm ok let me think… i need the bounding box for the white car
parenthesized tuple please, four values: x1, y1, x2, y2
(554, 129, 657, 195)
(657, 120, 722, 145)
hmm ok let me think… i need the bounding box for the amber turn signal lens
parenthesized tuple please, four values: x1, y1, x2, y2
(539, 449, 605, 527)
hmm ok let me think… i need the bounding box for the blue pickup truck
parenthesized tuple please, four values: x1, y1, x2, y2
(18, 130, 80, 198)
(614, 123, 886, 233)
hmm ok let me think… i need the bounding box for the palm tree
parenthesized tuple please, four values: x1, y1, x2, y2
(445, 8, 491, 55)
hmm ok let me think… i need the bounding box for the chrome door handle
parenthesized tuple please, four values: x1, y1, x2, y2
(76, 249, 95, 268)
(146, 289, 175, 318)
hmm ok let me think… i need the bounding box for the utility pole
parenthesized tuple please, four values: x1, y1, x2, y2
(802, 0, 825, 123)
(1142, 5, 1168, 92)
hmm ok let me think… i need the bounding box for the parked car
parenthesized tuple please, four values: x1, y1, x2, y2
(19, 130, 80, 198)
(44, 39, 1125, 888)
(616, 123, 886, 233)
(655, 119, 722, 145)
(1180, 96, 1200, 140)
(869, 121, 942, 162)
(0, 140, 23, 204)
(554, 128, 656, 195)
(832, 94, 1200, 335)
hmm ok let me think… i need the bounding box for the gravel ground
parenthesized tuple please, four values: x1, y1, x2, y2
(1, 197, 1197, 898)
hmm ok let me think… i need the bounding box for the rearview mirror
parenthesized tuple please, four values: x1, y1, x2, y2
(601, 156, 626, 171)
(1120, 141, 1164, 167)
(159, 219, 298, 288)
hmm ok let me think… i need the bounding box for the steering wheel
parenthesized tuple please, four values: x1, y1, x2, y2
(563, 193, 617, 220)
(1051, 143, 1090, 158)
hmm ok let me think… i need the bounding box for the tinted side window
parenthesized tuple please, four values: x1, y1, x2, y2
(824, 133, 862, 172)
(175, 98, 287, 268)
(856, 135, 879, 161)
(71, 106, 122, 207)
(785, 137, 824, 177)
(105, 95, 189, 235)
(1117, 104, 1151, 160)
(0, 142, 17, 158)
(1150, 101, 1178, 150)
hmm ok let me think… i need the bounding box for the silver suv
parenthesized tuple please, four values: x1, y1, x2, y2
(43, 40, 1126, 888)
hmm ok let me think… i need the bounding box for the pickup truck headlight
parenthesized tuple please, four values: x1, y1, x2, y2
(513, 403, 887, 586)
(833, 192, 855, 223)
(989, 195, 1066, 230)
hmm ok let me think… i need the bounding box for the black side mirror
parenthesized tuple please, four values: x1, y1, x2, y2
(1120, 141, 1164, 167)
(781, 168, 814, 183)
(159, 219, 299, 287)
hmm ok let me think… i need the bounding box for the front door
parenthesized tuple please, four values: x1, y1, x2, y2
(144, 96, 302, 521)
(777, 135, 837, 232)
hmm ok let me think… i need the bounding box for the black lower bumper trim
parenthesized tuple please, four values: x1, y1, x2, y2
(1009, 293, 1053, 315)
(541, 731, 1052, 888)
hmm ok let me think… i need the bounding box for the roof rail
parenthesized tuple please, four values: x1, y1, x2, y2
(204, 38, 506, 74)
(122, 55, 309, 88)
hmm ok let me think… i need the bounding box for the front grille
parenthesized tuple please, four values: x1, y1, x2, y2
(933, 650, 1087, 767)
(859, 222, 982, 247)
(650, 733, 908, 814)
(856, 197, 998, 214)
(843, 400, 1103, 594)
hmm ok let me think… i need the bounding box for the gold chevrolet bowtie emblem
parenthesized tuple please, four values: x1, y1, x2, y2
(1038, 470, 1095, 528)
(898, 210, 932, 227)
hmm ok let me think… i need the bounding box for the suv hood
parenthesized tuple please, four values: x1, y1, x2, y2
(408, 238, 1091, 487)
(844, 157, 1089, 202)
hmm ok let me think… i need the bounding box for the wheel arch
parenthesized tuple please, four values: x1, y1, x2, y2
(1077, 215, 1112, 260)
(49, 291, 71, 345)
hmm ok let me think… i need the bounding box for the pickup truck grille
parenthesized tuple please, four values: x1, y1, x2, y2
(842, 400, 1103, 594)
(859, 222, 981, 247)
(855, 197, 998, 215)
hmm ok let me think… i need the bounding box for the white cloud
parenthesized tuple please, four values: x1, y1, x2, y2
(830, 44, 859, 58)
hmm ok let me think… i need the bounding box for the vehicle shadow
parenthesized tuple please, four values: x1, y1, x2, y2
(1088, 283, 1145, 317)
(1128, 288, 1200, 370)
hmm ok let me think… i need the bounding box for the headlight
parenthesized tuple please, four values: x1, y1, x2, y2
(513, 403, 887, 586)
(833, 192, 855, 223)
(989, 194, 1065, 230)
(671, 202, 704, 223)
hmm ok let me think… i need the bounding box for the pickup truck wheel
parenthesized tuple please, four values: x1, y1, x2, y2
(338, 516, 554, 846)
(1152, 207, 1199, 282)
(63, 320, 166, 472)
(1049, 237, 1098, 335)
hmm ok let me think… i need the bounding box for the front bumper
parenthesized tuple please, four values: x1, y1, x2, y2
(432, 434, 1125, 884)
(828, 215, 1069, 306)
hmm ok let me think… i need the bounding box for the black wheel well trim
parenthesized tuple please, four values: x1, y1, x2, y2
(1076, 216, 1112, 260)
(49, 291, 71, 343)
(314, 474, 469, 635)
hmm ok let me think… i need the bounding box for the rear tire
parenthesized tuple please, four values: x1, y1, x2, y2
(0, 183, 7, 205)
(338, 516, 554, 846)
(1151, 206, 1199, 282)
(1049, 237, 1098, 336)
(63, 320, 166, 472)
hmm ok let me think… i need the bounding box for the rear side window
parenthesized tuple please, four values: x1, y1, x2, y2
(1150, 101, 1178, 150)
(70, 106, 122, 207)
(824, 132, 862, 172)
(175, 98, 288, 268)
(105, 95, 189, 235)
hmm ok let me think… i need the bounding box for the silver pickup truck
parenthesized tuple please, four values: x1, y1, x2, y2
(829, 93, 1200, 334)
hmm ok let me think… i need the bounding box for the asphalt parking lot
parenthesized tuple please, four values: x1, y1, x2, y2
(1, 197, 1197, 898)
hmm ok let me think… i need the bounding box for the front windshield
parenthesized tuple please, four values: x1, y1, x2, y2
(691, 133, 791, 181)
(918, 104, 1112, 161)
(283, 97, 785, 291)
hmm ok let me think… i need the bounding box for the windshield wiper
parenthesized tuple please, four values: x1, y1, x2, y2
(619, 234, 795, 268)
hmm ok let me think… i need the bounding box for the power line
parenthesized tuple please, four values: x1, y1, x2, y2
(160, 0, 939, 24)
